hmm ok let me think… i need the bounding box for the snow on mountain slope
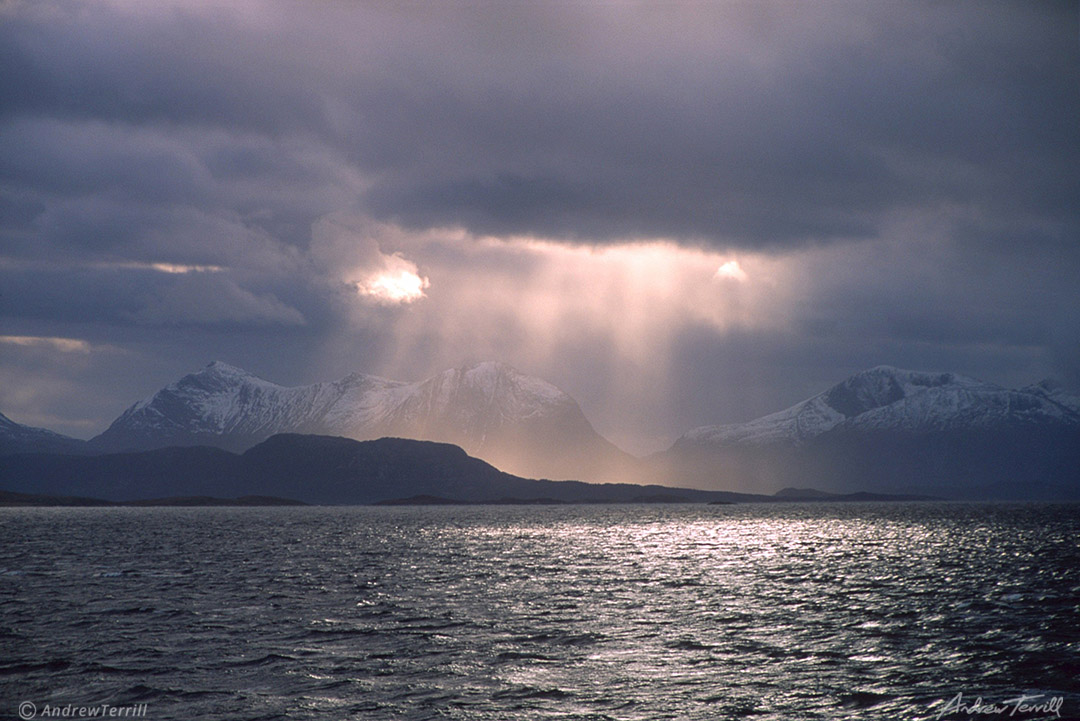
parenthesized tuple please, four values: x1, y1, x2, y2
(661, 366, 1080, 499)
(90, 360, 632, 481)
(679, 365, 1080, 447)
(838, 384, 1080, 433)
(0, 411, 87, 455)
(93, 361, 402, 450)
(371, 362, 581, 447)
(1023, 379, 1080, 416)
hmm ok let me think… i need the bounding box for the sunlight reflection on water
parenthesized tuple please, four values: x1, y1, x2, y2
(1, 503, 1077, 720)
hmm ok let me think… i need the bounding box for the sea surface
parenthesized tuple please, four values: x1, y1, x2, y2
(1, 503, 1078, 720)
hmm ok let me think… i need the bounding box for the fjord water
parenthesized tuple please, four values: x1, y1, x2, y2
(2, 504, 1077, 720)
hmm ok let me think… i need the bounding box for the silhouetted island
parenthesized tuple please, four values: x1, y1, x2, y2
(0, 433, 940, 506)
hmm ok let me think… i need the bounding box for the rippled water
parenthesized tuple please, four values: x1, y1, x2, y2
(2, 503, 1078, 720)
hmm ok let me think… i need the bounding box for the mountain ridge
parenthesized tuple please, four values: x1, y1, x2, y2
(87, 360, 634, 482)
(0, 433, 935, 505)
(0, 411, 89, 456)
(677, 365, 1080, 447)
(658, 365, 1080, 499)
(0, 434, 740, 505)
(3, 363, 1079, 500)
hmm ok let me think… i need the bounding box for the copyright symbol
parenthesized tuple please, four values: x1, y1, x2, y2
(19, 701, 36, 719)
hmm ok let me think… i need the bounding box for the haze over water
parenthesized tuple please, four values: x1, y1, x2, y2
(2, 503, 1077, 720)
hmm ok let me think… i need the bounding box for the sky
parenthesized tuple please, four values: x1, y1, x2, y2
(1, 0, 1078, 454)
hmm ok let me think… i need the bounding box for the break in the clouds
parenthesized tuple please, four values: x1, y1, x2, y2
(310, 213, 429, 307)
(0, 0, 1077, 451)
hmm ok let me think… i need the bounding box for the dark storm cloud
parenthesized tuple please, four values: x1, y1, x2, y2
(0, 2, 362, 335)
(0, 3, 330, 135)
(668, 319, 1055, 432)
(355, 2, 1079, 247)
(0, 264, 311, 327)
(665, 232, 1080, 432)
(4, 1, 1075, 251)
(1, 0, 1077, 446)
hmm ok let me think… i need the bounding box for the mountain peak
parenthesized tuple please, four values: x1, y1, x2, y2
(452, 360, 529, 383)
(822, 366, 984, 418)
(433, 361, 570, 406)
(1022, 378, 1080, 415)
(204, 359, 245, 373)
(1032, 378, 1063, 393)
(823, 368, 907, 417)
(196, 360, 261, 381)
(173, 361, 277, 395)
(680, 365, 1016, 448)
(453, 360, 516, 384)
(460, 360, 514, 373)
(0, 410, 88, 455)
(665, 365, 1080, 499)
(86, 360, 628, 480)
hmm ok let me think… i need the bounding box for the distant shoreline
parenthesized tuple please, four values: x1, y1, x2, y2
(2, 486, 951, 508)
(0, 490, 306, 507)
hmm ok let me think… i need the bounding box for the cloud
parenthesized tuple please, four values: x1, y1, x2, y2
(350, 3, 1077, 251)
(353, 260, 429, 306)
(112, 262, 225, 274)
(0, 0, 1076, 452)
(715, 260, 748, 282)
(0, 260, 314, 331)
(0, 116, 362, 264)
(309, 222, 796, 451)
(0, 334, 93, 353)
(0, 331, 128, 436)
(2, 1, 1075, 251)
(310, 213, 431, 307)
(305, 216, 1075, 451)
(131, 273, 306, 327)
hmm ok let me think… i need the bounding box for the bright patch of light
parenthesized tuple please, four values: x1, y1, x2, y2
(0, 335, 92, 353)
(322, 221, 790, 454)
(715, 260, 748, 281)
(147, 262, 224, 274)
(356, 269, 430, 305)
(92, 261, 225, 274)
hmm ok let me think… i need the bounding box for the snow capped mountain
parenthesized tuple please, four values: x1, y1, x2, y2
(10, 362, 1078, 498)
(662, 366, 1080, 499)
(94, 361, 405, 450)
(90, 360, 633, 481)
(0, 411, 87, 455)
(679, 365, 1080, 447)
(370, 362, 586, 449)
(1022, 378, 1080, 416)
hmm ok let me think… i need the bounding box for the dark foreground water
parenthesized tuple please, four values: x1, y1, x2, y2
(1, 503, 1078, 721)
